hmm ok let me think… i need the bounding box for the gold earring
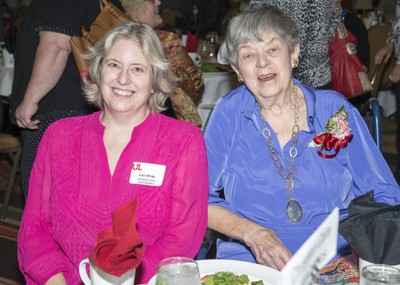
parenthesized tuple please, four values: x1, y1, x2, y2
(293, 59, 298, 68)
(238, 75, 243, 82)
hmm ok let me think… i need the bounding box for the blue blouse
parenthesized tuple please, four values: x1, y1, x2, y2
(205, 79, 400, 262)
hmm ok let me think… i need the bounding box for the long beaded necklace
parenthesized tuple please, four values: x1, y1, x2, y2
(257, 84, 302, 222)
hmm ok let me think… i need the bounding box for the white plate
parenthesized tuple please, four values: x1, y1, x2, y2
(147, 259, 281, 284)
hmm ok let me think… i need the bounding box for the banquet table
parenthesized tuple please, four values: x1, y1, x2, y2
(141, 254, 360, 285)
(197, 71, 241, 131)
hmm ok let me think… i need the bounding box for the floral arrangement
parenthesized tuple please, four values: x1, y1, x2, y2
(313, 106, 353, 158)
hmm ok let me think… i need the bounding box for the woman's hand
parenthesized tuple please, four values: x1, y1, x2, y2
(44, 273, 67, 285)
(389, 64, 400, 83)
(243, 224, 292, 270)
(375, 43, 394, 65)
(208, 205, 292, 270)
(15, 99, 40, 129)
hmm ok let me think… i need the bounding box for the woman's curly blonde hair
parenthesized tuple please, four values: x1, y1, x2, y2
(81, 21, 179, 112)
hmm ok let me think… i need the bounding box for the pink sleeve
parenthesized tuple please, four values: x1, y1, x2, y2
(17, 127, 69, 284)
(139, 129, 209, 283)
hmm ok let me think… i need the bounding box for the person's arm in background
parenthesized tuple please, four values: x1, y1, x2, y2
(376, 0, 400, 82)
(15, 30, 71, 129)
(343, 10, 370, 70)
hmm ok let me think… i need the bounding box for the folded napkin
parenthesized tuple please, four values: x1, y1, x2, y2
(339, 191, 400, 265)
(186, 31, 200, 53)
(89, 198, 145, 277)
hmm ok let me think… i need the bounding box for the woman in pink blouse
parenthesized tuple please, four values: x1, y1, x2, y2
(17, 21, 208, 285)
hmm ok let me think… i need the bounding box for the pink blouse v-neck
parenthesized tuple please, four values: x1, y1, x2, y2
(18, 111, 208, 284)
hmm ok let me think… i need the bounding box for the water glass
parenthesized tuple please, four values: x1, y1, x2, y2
(155, 257, 201, 285)
(360, 264, 400, 285)
(205, 31, 218, 45)
(197, 40, 211, 60)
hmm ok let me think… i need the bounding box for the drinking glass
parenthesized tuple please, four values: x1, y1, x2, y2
(197, 40, 211, 61)
(155, 257, 201, 285)
(360, 264, 400, 285)
(205, 31, 218, 45)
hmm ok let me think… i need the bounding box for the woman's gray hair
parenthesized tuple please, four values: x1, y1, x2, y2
(219, 4, 300, 68)
(82, 21, 179, 111)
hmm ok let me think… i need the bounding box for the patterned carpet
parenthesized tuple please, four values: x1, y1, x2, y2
(0, 118, 397, 284)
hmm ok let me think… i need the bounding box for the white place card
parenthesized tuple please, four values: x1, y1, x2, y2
(280, 207, 339, 285)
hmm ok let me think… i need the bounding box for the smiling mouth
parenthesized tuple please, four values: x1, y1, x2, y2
(113, 88, 134, 97)
(258, 74, 275, 81)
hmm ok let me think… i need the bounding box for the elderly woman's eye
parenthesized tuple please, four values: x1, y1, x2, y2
(269, 47, 279, 55)
(241, 53, 254, 60)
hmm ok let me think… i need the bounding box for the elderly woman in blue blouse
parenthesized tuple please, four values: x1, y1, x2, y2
(205, 4, 400, 271)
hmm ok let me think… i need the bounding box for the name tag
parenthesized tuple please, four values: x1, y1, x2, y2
(129, 162, 166, 186)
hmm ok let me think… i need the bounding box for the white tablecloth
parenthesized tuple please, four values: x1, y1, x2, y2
(0, 65, 14, 96)
(197, 71, 240, 130)
(377, 89, 397, 118)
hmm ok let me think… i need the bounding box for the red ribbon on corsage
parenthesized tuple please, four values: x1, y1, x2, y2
(313, 132, 353, 158)
(313, 106, 353, 159)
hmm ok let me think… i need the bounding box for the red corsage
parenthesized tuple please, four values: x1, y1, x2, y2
(313, 106, 353, 158)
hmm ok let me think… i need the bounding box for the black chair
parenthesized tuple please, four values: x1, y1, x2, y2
(0, 96, 22, 221)
(368, 97, 382, 152)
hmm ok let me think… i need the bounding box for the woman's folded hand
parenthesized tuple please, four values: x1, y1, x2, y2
(243, 224, 292, 271)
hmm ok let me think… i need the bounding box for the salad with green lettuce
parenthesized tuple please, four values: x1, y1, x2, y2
(201, 272, 264, 285)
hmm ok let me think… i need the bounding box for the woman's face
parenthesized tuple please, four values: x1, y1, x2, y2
(100, 38, 153, 117)
(233, 30, 300, 101)
(136, 0, 163, 28)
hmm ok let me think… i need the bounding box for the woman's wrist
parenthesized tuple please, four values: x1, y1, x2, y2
(242, 223, 265, 245)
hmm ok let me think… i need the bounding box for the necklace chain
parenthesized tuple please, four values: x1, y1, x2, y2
(258, 84, 300, 200)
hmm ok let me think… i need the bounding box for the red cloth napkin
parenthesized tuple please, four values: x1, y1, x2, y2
(186, 31, 200, 52)
(89, 198, 145, 277)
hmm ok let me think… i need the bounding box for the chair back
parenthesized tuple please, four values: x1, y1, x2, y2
(367, 23, 395, 98)
(0, 96, 4, 131)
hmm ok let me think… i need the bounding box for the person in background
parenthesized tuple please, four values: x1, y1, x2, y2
(375, 0, 400, 183)
(0, 0, 20, 45)
(206, 4, 400, 269)
(193, 0, 230, 39)
(158, 0, 194, 34)
(120, 0, 203, 126)
(249, 0, 339, 89)
(17, 21, 208, 284)
(10, 0, 126, 197)
(342, 4, 370, 70)
(378, 0, 397, 22)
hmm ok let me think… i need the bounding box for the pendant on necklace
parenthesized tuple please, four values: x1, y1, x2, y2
(286, 199, 302, 222)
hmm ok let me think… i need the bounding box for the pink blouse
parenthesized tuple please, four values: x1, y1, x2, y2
(18, 111, 208, 284)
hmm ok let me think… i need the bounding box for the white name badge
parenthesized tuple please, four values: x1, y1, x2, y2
(129, 162, 166, 186)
